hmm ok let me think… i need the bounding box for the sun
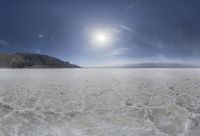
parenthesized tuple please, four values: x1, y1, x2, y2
(96, 33, 108, 43)
(91, 29, 113, 47)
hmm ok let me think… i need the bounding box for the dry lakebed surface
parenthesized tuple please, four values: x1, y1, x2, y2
(0, 69, 200, 136)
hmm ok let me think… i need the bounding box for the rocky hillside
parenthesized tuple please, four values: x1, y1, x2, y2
(0, 53, 80, 68)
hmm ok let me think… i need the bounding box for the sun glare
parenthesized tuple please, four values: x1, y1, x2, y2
(91, 29, 113, 47)
(96, 33, 108, 43)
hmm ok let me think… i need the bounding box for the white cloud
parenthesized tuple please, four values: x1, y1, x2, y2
(0, 39, 10, 47)
(0, 38, 30, 52)
(120, 25, 136, 33)
(126, 4, 138, 11)
(149, 39, 165, 48)
(125, 0, 141, 12)
(103, 48, 130, 57)
(38, 34, 45, 39)
(33, 49, 41, 53)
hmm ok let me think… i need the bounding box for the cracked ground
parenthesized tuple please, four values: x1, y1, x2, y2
(0, 69, 200, 136)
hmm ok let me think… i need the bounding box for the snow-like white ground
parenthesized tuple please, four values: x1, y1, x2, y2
(0, 69, 200, 136)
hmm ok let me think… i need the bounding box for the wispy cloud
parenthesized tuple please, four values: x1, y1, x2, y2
(125, 0, 141, 12)
(33, 49, 41, 53)
(126, 4, 138, 11)
(149, 38, 165, 48)
(38, 33, 45, 39)
(0, 39, 10, 47)
(120, 25, 136, 33)
(103, 48, 130, 57)
(0, 38, 41, 53)
(0, 39, 26, 51)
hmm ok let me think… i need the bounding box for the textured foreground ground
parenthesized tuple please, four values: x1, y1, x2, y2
(0, 69, 200, 136)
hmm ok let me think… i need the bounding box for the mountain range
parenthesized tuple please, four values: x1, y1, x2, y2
(0, 53, 198, 68)
(0, 53, 80, 68)
(117, 63, 199, 68)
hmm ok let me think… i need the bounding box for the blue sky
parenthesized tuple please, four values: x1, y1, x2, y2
(0, 0, 200, 66)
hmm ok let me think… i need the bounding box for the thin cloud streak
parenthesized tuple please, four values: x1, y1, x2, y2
(0, 39, 10, 47)
(103, 48, 130, 57)
(0, 38, 41, 53)
(120, 25, 136, 33)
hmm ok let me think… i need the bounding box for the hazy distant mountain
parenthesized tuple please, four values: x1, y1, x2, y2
(118, 63, 199, 68)
(0, 53, 80, 68)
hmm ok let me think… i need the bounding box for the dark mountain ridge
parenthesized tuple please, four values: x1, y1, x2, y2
(0, 53, 80, 68)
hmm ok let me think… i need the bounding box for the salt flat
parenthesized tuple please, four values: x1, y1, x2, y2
(0, 69, 200, 136)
